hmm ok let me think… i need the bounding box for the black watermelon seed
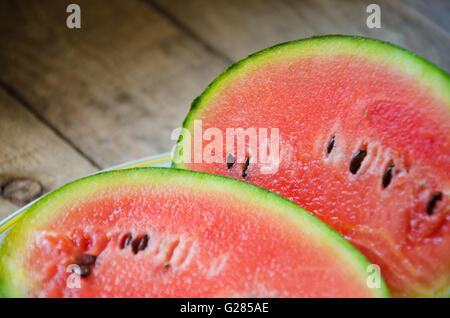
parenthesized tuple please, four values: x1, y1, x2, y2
(162, 262, 171, 271)
(120, 233, 133, 249)
(226, 153, 235, 170)
(327, 136, 335, 154)
(77, 264, 91, 278)
(132, 234, 149, 254)
(382, 163, 395, 188)
(138, 234, 149, 252)
(426, 192, 442, 215)
(349, 150, 367, 174)
(75, 253, 97, 266)
(242, 156, 250, 179)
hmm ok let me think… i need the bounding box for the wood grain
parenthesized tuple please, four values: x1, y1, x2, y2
(398, 0, 450, 33)
(0, 0, 228, 168)
(0, 89, 97, 219)
(153, 0, 450, 72)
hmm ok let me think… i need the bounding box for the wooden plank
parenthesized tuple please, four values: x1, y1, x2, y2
(397, 0, 450, 33)
(0, 88, 97, 220)
(153, 0, 450, 72)
(0, 0, 228, 168)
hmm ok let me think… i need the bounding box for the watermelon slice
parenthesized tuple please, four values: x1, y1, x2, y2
(0, 168, 387, 298)
(173, 35, 450, 297)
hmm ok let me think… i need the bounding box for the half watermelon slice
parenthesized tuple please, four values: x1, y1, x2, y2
(0, 168, 387, 297)
(173, 35, 450, 297)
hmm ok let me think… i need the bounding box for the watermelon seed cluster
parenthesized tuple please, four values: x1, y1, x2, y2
(226, 153, 250, 180)
(339, 141, 443, 216)
(120, 232, 149, 254)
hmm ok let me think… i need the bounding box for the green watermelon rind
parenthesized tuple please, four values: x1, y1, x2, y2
(0, 167, 390, 298)
(172, 34, 450, 168)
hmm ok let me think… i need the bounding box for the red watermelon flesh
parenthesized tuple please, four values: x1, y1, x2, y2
(173, 36, 450, 297)
(0, 168, 388, 298)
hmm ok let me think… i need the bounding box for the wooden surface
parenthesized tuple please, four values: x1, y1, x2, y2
(0, 0, 449, 220)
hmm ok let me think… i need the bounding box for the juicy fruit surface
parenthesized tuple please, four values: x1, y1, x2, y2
(0, 168, 387, 298)
(175, 36, 450, 297)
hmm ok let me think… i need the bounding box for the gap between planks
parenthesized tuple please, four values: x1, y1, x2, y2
(0, 79, 102, 170)
(144, 0, 234, 64)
